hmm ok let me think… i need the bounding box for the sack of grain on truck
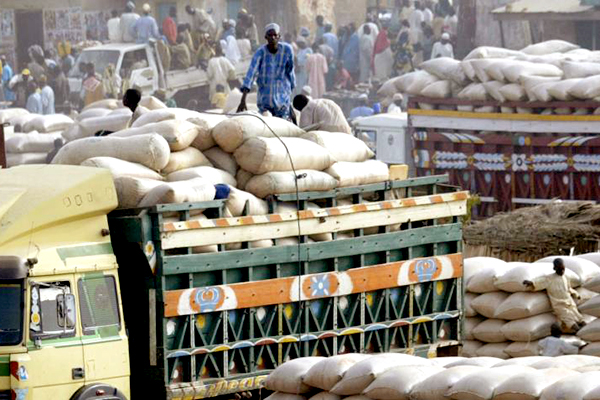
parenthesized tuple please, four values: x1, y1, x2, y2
(300, 131, 374, 163)
(419, 80, 453, 99)
(234, 137, 334, 175)
(8, 114, 38, 131)
(421, 57, 469, 85)
(0, 108, 30, 124)
(471, 318, 507, 343)
(494, 368, 579, 400)
(470, 291, 510, 319)
(463, 46, 524, 61)
(536, 256, 600, 283)
(405, 71, 442, 95)
(302, 354, 371, 391)
(23, 114, 74, 133)
(494, 262, 581, 292)
(392, 70, 439, 93)
(465, 317, 484, 340)
(476, 342, 510, 359)
(81, 157, 164, 181)
(188, 114, 229, 151)
(540, 371, 600, 400)
(521, 40, 580, 56)
(457, 83, 489, 101)
(138, 177, 216, 208)
(82, 98, 122, 112)
(447, 366, 536, 400)
(111, 120, 201, 151)
(245, 170, 338, 198)
(52, 134, 171, 171)
(203, 146, 239, 176)
(131, 107, 202, 128)
(502, 62, 564, 84)
(325, 160, 389, 187)
(161, 147, 213, 174)
(6, 152, 49, 167)
(461, 340, 483, 357)
(501, 313, 557, 342)
(213, 114, 305, 153)
(113, 176, 165, 208)
(494, 291, 552, 320)
(464, 257, 511, 293)
(503, 340, 540, 358)
(77, 112, 133, 138)
(410, 366, 483, 400)
(166, 165, 236, 186)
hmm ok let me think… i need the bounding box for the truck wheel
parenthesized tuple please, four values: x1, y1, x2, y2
(70, 383, 127, 400)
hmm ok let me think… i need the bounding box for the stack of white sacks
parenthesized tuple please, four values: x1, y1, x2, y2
(464, 254, 600, 359)
(379, 39, 600, 114)
(0, 108, 73, 166)
(264, 352, 600, 400)
(574, 253, 600, 356)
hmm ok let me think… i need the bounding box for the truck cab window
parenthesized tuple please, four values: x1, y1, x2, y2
(0, 281, 24, 345)
(78, 276, 121, 336)
(121, 49, 149, 78)
(30, 282, 76, 339)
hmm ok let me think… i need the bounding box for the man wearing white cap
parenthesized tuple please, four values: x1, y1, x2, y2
(431, 32, 454, 59)
(120, 2, 140, 43)
(237, 23, 296, 120)
(133, 4, 160, 44)
(349, 93, 374, 120)
(387, 93, 404, 115)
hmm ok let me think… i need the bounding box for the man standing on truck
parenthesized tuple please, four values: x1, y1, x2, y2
(185, 5, 217, 42)
(292, 94, 352, 134)
(523, 258, 586, 333)
(237, 23, 296, 121)
(120, 2, 140, 43)
(133, 4, 160, 44)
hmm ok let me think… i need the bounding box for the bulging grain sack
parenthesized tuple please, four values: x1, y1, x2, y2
(139, 96, 167, 110)
(446, 357, 502, 368)
(362, 365, 443, 400)
(457, 83, 489, 101)
(162, 147, 213, 174)
(576, 318, 600, 341)
(540, 371, 600, 400)
(521, 75, 562, 101)
(494, 262, 581, 292)
(585, 275, 600, 292)
(504, 341, 540, 358)
(563, 61, 600, 79)
(225, 186, 269, 217)
(236, 169, 254, 191)
(330, 353, 430, 396)
(532, 355, 600, 370)
(470, 59, 502, 82)
(578, 252, 600, 268)
(394, 70, 439, 92)
(167, 166, 236, 186)
(113, 176, 164, 208)
(499, 83, 527, 101)
(223, 88, 258, 113)
(213, 115, 305, 153)
(421, 57, 468, 84)
(461, 340, 483, 358)
(411, 366, 483, 400)
(24, 114, 74, 133)
(377, 76, 401, 97)
(9, 114, 38, 131)
(465, 292, 478, 317)
(536, 256, 600, 283)
(495, 291, 552, 320)
(308, 393, 340, 400)
(420, 80, 452, 98)
(465, 317, 484, 341)
(464, 46, 524, 60)
(577, 287, 598, 305)
(245, 170, 338, 199)
(581, 343, 600, 357)
(111, 120, 200, 151)
(203, 147, 238, 176)
(138, 178, 216, 207)
(475, 342, 510, 359)
(0, 108, 29, 124)
(494, 368, 579, 400)
(326, 161, 389, 187)
(76, 107, 112, 121)
(188, 114, 228, 151)
(429, 357, 466, 367)
(447, 366, 535, 400)
(529, 82, 557, 102)
(52, 134, 171, 171)
(569, 75, 600, 99)
(579, 296, 600, 317)
(6, 152, 48, 167)
(78, 112, 132, 137)
(471, 292, 510, 318)
(265, 357, 325, 394)
(521, 40, 579, 56)
(303, 354, 371, 391)
(494, 356, 550, 367)
(81, 157, 164, 180)
(483, 81, 506, 102)
(5, 132, 63, 153)
(465, 257, 511, 293)
(234, 137, 334, 175)
(131, 108, 201, 128)
(300, 131, 374, 162)
(265, 393, 306, 400)
(501, 313, 556, 342)
(472, 319, 507, 343)
(546, 79, 581, 101)
(502, 62, 563, 84)
(82, 98, 121, 112)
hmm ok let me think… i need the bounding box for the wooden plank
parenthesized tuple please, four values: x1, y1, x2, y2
(159, 192, 468, 249)
(161, 223, 463, 275)
(410, 114, 600, 134)
(149, 289, 157, 366)
(164, 253, 462, 317)
(0, 124, 6, 168)
(152, 200, 226, 213)
(409, 108, 600, 122)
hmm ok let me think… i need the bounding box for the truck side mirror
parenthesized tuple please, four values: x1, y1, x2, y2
(56, 293, 76, 329)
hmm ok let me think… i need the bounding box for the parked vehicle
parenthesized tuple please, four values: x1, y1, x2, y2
(0, 164, 467, 399)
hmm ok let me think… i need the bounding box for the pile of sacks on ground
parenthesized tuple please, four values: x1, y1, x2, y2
(464, 254, 600, 359)
(264, 352, 600, 400)
(379, 39, 600, 114)
(45, 99, 389, 242)
(0, 108, 74, 167)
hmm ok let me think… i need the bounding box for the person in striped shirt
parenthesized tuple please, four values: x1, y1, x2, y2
(237, 23, 296, 121)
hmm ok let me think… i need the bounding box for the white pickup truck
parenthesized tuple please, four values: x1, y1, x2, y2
(68, 42, 250, 103)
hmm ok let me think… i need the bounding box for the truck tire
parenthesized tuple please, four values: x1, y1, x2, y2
(70, 383, 127, 400)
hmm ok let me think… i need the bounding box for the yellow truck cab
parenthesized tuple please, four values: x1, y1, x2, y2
(0, 165, 129, 400)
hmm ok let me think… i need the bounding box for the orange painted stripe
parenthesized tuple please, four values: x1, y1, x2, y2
(215, 219, 230, 227)
(189, 220, 202, 229)
(240, 216, 255, 225)
(353, 204, 368, 212)
(328, 207, 341, 216)
(298, 210, 315, 219)
(431, 195, 444, 204)
(164, 223, 176, 231)
(402, 199, 417, 207)
(268, 214, 284, 222)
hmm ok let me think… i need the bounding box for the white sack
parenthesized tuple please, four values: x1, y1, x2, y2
(472, 319, 507, 343)
(499, 83, 527, 101)
(138, 178, 216, 207)
(464, 257, 511, 293)
(448, 366, 536, 400)
(326, 161, 389, 187)
(167, 166, 236, 186)
(111, 120, 200, 151)
(504, 341, 540, 358)
(465, 317, 484, 341)
(461, 341, 483, 358)
(569, 75, 600, 99)
(78, 112, 132, 137)
(236, 169, 254, 191)
(139, 96, 167, 110)
(420, 80, 452, 98)
(579, 296, 600, 317)
(576, 318, 600, 341)
(362, 365, 443, 400)
(465, 292, 478, 317)
(539, 371, 600, 400)
(188, 114, 228, 151)
(410, 366, 483, 400)
(475, 342, 510, 359)
(421, 57, 468, 84)
(6, 152, 48, 167)
(563, 61, 600, 79)
(394, 70, 439, 93)
(131, 108, 201, 128)
(464, 46, 524, 60)
(24, 114, 74, 133)
(303, 354, 371, 391)
(547, 79, 582, 101)
(226, 186, 269, 217)
(502, 62, 563, 84)
(113, 176, 164, 208)
(0, 108, 29, 124)
(501, 313, 556, 342)
(521, 40, 580, 56)
(245, 170, 338, 198)
(495, 291, 552, 320)
(536, 256, 600, 283)
(265, 357, 325, 394)
(76, 108, 112, 121)
(52, 134, 171, 171)
(494, 262, 581, 292)
(5, 132, 63, 153)
(494, 368, 580, 400)
(162, 147, 213, 174)
(82, 99, 121, 111)
(445, 357, 502, 368)
(471, 292, 510, 318)
(300, 131, 374, 163)
(203, 147, 238, 176)
(81, 157, 164, 180)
